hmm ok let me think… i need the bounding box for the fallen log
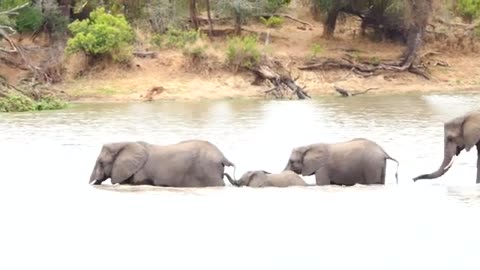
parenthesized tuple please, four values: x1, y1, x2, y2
(334, 86, 378, 97)
(133, 51, 157, 59)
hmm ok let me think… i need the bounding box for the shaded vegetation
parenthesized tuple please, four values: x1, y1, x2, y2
(226, 35, 261, 71)
(0, 94, 67, 112)
(151, 28, 202, 49)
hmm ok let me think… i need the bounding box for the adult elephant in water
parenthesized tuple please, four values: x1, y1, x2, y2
(89, 140, 235, 187)
(283, 138, 399, 186)
(413, 111, 480, 183)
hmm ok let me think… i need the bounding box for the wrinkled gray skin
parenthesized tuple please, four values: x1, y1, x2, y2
(413, 111, 480, 183)
(89, 140, 235, 187)
(224, 170, 309, 188)
(284, 138, 399, 186)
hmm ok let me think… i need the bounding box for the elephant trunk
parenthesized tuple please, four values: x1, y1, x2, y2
(224, 173, 241, 187)
(89, 162, 101, 185)
(413, 139, 458, 181)
(283, 161, 291, 172)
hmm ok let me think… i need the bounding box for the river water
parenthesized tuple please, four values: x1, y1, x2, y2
(1, 93, 480, 269)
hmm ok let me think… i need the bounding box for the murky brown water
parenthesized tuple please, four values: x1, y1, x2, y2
(1, 93, 480, 269)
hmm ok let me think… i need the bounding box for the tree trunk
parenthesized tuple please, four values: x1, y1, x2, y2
(56, 0, 71, 18)
(323, 10, 339, 38)
(189, 0, 199, 30)
(234, 11, 242, 35)
(401, 0, 433, 68)
(205, 0, 213, 36)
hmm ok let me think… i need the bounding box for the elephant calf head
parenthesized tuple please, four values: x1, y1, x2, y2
(89, 142, 148, 185)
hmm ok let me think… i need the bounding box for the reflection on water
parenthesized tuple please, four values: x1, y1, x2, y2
(1, 92, 480, 269)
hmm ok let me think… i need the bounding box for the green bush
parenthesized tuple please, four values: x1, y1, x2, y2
(151, 29, 202, 49)
(0, 94, 67, 112)
(310, 43, 324, 58)
(260, 16, 284, 28)
(456, 0, 480, 22)
(226, 35, 261, 71)
(66, 7, 135, 63)
(15, 6, 43, 33)
(0, 94, 35, 112)
(183, 43, 208, 62)
(34, 96, 68, 111)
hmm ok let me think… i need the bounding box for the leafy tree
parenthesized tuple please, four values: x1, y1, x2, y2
(15, 5, 43, 33)
(312, 0, 405, 38)
(66, 7, 135, 63)
(215, 0, 265, 35)
(265, 0, 291, 12)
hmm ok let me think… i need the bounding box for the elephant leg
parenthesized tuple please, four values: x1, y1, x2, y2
(364, 166, 384, 185)
(314, 169, 330, 186)
(476, 143, 480, 184)
(363, 160, 387, 185)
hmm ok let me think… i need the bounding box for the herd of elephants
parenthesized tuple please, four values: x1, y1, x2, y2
(89, 110, 480, 188)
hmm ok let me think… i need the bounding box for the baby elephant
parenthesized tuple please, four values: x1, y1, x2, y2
(224, 170, 309, 188)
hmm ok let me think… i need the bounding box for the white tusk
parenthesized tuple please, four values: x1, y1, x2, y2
(444, 155, 456, 171)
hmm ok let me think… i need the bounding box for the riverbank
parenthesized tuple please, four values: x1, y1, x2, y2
(58, 20, 480, 102)
(60, 50, 480, 102)
(3, 15, 480, 103)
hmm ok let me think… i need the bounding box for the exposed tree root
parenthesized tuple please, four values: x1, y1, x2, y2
(249, 59, 310, 100)
(298, 53, 432, 80)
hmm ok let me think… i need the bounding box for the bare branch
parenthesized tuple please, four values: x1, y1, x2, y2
(0, 2, 29, 16)
(259, 13, 314, 29)
(0, 29, 18, 53)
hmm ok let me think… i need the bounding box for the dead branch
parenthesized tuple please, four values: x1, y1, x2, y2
(0, 29, 18, 53)
(334, 86, 378, 97)
(299, 53, 432, 80)
(267, 14, 314, 29)
(133, 51, 157, 58)
(433, 17, 480, 31)
(250, 59, 310, 100)
(0, 2, 29, 16)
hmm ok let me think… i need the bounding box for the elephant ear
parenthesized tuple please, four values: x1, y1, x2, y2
(463, 113, 480, 151)
(111, 142, 148, 184)
(302, 146, 327, 176)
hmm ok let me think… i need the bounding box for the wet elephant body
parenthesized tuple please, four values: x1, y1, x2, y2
(89, 140, 234, 187)
(284, 138, 399, 186)
(225, 170, 309, 188)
